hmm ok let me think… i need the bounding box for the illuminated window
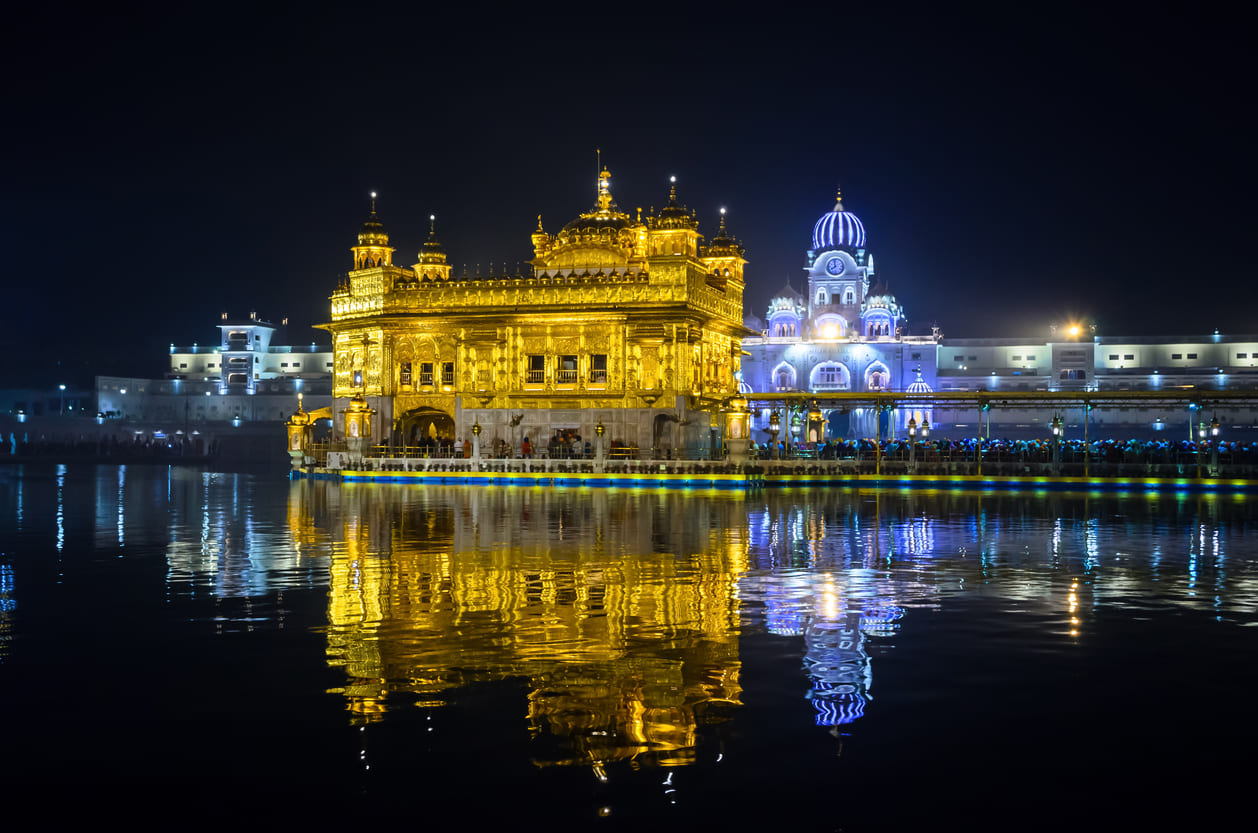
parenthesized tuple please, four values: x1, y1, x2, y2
(589, 354, 607, 384)
(557, 355, 578, 384)
(419, 362, 434, 386)
(442, 362, 454, 385)
(527, 355, 545, 384)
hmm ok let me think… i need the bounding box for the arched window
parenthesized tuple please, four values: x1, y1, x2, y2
(844, 288, 855, 305)
(817, 288, 828, 305)
(773, 362, 796, 391)
(869, 371, 886, 390)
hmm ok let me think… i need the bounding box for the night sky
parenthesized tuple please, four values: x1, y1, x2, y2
(4, 7, 1252, 388)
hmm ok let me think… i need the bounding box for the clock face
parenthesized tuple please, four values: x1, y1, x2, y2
(826, 256, 844, 276)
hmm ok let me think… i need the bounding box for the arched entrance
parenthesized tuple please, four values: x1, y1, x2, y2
(399, 407, 454, 449)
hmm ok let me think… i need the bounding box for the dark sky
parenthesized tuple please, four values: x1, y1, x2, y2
(3, 7, 1253, 388)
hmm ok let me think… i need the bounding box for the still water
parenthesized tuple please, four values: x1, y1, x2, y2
(1, 463, 1256, 827)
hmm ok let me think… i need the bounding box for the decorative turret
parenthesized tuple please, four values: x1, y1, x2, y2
(531, 214, 552, 261)
(413, 214, 452, 281)
(351, 192, 395, 270)
(647, 176, 700, 258)
(701, 208, 746, 292)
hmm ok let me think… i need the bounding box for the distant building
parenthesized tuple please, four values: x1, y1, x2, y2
(741, 191, 1258, 440)
(95, 313, 332, 425)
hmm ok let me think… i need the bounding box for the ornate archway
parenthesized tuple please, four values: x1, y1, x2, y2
(399, 406, 455, 447)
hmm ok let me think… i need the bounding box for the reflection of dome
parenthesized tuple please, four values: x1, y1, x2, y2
(811, 189, 866, 250)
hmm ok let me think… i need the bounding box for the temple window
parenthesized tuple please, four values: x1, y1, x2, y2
(399, 362, 412, 388)
(527, 355, 545, 384)
(589, 354, 607, 384)
(442, 362, 454, 385)
(419, 362, 434, 386)
(557, 355, 578, 384)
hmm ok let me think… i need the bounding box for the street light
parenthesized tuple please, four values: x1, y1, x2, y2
(1210, 414, 1221, 475)
(1050, 413, 1063, 475)
(59, 384, 66, 416)
(907, 416, 917, 472)
(769, 410, 780, 459)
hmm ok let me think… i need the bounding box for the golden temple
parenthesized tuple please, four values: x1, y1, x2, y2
(318, 170, 752, 455)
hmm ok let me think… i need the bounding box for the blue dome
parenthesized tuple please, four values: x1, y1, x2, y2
(811, 195, 866, 250)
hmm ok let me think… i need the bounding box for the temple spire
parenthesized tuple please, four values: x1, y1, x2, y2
(596, 167, 613, 212)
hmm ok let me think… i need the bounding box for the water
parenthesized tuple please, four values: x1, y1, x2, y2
(2, 464, 1256, 827)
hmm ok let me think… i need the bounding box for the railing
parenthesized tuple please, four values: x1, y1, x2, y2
(526, 370, 545, 384)
(556, 369, 578, 385)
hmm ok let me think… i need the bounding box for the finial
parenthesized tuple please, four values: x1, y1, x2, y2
(370, 191, 377, 215)
(718, 207, 727, 234)
(597, 167, 612, 211)
(668, 175, 677, 203)
(536, 214, 544, 232)
(834, 184, 844, 211)
(429, 214, 436, 233)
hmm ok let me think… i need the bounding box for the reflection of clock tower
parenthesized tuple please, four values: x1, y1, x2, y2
(804, 188, 872, 338)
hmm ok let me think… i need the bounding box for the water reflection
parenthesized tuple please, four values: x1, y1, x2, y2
(270, 482, 1258, 771)
(288, 482, 748, 767)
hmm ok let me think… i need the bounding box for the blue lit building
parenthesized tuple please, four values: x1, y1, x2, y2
(742, 191, 1258, 441)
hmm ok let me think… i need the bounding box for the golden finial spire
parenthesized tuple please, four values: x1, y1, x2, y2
(834, 184, 844, 211)
(718, 206, 727, 234)
(536, 214, 544, 231)
(370, 190, 377, 215)
(669, 175, 677, 203)
(597, 167, 612, 211)
(429, 214, 436, 234)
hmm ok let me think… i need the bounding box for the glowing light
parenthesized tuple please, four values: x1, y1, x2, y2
(823, 325, 839, 339)
(1068, 325, 1081, 338)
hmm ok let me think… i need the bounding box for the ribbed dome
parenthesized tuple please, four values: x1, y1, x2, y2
(558, 166, 633, 238)
(811, 191, 866, 250)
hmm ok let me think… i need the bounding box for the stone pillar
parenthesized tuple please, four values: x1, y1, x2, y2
(723, 397, 751, 464)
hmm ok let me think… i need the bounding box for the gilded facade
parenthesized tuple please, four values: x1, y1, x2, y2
(319, 172, 752, 454)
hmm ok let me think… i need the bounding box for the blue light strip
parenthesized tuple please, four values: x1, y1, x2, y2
(812, 210, 867, 249)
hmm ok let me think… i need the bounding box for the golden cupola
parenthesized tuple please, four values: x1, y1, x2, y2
(351, 192, 395, 270)
(701, 208, 747, 292)
(413, 214, 451, 281)
(534, 168, 645, 274)
(647, 177, 700, 258)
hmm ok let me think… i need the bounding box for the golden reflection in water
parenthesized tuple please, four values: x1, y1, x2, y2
(289, 481, 749, 767)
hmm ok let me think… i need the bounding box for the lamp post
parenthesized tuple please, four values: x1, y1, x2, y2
(907, 416, 917, 473)
(1210, 415, 1220, 475)
(769, 410, 780, 460)
(1051, 413, 1063, 476)
(921, 416, 930, 469)
(1196, 420, 1206, 479)
(58, 384, 66, 416)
